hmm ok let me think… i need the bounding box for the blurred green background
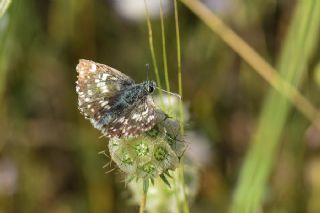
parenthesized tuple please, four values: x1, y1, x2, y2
(1, 0, 320, 212)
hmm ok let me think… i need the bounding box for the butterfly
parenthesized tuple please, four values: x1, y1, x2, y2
(76, 59, 157, 138)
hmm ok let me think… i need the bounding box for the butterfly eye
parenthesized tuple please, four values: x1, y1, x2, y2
(148, 85, 154, 93)
(144, 81, 155, 93)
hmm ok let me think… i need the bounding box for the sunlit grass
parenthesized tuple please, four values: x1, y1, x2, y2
(159, 0, 170, 93)
(0, 0, 11, 18)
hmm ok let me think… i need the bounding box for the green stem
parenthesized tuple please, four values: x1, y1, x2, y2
(144, 0, 165, 110)
(140, 179, 149, 213)
(144, 0, 162, 91)
(174, 0, 184, 135)
(160, 0, 170, 92)
(139, 189, 147, 213)
(174, 1, 188, 213)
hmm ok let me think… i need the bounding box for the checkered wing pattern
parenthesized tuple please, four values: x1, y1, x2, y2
(104, 96, 156, 138)
(76, 59, 157, 138)
(76, 59, 134, 123)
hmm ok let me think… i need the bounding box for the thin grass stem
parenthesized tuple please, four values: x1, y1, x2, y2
(159, 0, 170, 92)
(144, 0, 162, 92)
(144, 0, 165, 110)
(174, 0, 185, 135)
(174, 1, 189, 213)
(139, 188, 147, 213)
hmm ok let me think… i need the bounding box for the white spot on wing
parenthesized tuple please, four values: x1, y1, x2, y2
(132, 113, 139, 120)
(87, 90, 93, 95)
(101, 86, 109, 93)
(101, 73, 110, 80)
(97, 82, 106, 87)
(90, 64, 97, 72)
(100, 101, 109, 107)
(124, 119, 128, 125)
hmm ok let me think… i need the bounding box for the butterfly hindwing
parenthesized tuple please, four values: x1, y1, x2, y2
(104, 96, 156, 137)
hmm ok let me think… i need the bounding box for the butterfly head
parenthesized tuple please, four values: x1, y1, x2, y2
(143, 80, 156, 94)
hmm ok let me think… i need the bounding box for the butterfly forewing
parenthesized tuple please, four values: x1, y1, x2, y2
(76, 59, 134, 119)
(76, 59, 157, 138)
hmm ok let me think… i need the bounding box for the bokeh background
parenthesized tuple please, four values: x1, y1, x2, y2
(1, 0, 320, 212)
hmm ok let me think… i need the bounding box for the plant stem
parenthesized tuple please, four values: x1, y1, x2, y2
(172, 171, 182, 213)
(160, 0, 170, 93)
(144, 0, 162, 91)
(174, 0, 185, 134)
(174, 1, 189, 213)
(139, 190, 147, 213)
(180, 160, 189, 213)
(140, 179, 149, 213)
(144, 0, 165, 110)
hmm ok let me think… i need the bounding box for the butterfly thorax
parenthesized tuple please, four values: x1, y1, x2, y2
(119, 80, 156, 105)
(109, 81, 155, 115)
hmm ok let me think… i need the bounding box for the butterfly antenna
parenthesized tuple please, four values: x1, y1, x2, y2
(156, 86, 182, 99)
(146, 63, 150, 81)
